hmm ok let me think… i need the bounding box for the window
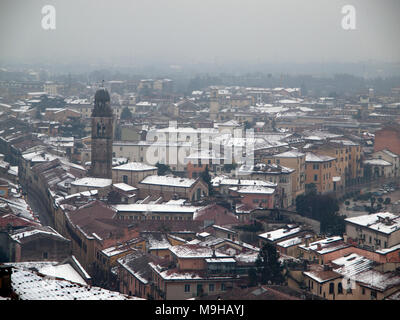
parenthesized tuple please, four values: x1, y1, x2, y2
(197, 284, 203, 296)
(184, 284, 191, 293)
(371, 291, 377, 300)
(221, 283, 226, 291)
(314, 174, 318, 181)
(43, 252, 48, 259)
(329, 283, 334, 294)
(362, 288, 365, 295)
(209, 284, 215, 292)
(123, 175, 128, 184)
(338, 283, 343, 294)
(346, 279, 352, 294)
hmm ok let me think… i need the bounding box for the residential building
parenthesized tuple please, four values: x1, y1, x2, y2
(305, 152, 337, 194)
(272, 150, 306, 200)
(112, 162, 157, 187)
(137, 175, 209, 202)
(344, 212, 400, 251)
(374, 124, 400, 156)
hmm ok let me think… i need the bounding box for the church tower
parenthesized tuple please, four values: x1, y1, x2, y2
(90, 87, 113, 179)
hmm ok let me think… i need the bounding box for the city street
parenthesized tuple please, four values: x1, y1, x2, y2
(26, 192, 54, 227)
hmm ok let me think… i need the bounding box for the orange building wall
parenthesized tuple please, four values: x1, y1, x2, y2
(374, 127, 400, 156)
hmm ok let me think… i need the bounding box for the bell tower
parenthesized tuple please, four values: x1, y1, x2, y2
(90, 87, 113, 178)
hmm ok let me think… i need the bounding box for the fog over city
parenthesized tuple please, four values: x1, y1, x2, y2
(2, 0, 400, 305)
(1, 0, 400, 75)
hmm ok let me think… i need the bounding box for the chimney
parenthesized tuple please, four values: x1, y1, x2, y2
(323, 264, 332, 271)
(317, 243, 322, 251)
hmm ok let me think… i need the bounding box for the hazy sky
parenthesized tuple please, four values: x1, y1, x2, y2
(1, 0, 400, 67)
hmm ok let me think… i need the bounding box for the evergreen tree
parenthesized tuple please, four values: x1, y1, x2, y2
(295, 193, 344, 235)
(156, 162, 171, 176)
(120, 107, 133, 120)
(107, 190, 121, 204)
(255, 243, 284, 285)
(248, 268, 258, 287)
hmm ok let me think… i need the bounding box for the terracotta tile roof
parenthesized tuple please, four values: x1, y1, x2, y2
(194, 204, 241, 227)
(67, 200, 121, 240)
(197, 285, 316, 300)
(0, 213, 41, 230)
(126, 220, 203, 234)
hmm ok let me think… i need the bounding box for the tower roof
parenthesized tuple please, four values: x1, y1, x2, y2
(94, 88, 110, 103)
(92, 88, 113, 117)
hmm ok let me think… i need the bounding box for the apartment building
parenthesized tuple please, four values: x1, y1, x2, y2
(305, 152, 338, 194)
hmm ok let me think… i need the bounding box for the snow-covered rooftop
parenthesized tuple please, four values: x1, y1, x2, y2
(205, 258, 236, 263)
(9, 265, 142, 300)
(139, 175, 197, 188)
(363, 159, 392, 166)
(303, 269, 341, 284)
(70, 177, 112, 188)
(236, 185, 275, 195)
(305, 152, 336, 162)
(258, 226, 302, 242)
(214, 177, 276, 188)
(11, 226, 68, 244)
(331, 253, 375, 279)
(352, 269, 400, 292)
(345, 212, 400, 235)
(113, 203, 201, 214)
(112, 162, 157, 171)
(38, 263, 87, 286)
(276, 236, 303, 248)
(113, 183, 137, 192)
(274, 150, 305, 158)
(169, 244, 230, 259)
(300, 236, 352, 255)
